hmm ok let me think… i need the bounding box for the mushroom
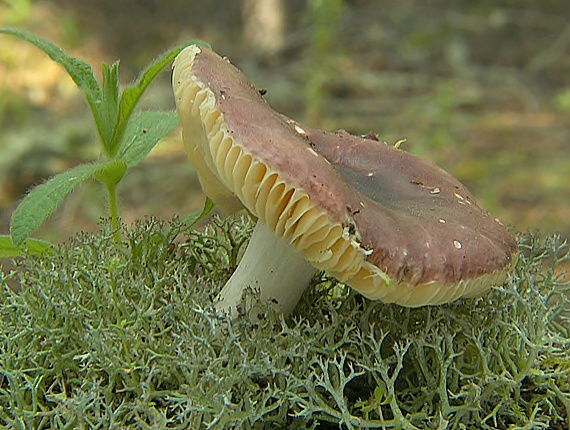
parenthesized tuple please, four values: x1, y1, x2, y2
(172, 45, 518, 316)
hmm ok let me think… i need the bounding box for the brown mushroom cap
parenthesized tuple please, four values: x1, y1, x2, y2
(172, 45, 517, 307)
(284, 120, 518, 305)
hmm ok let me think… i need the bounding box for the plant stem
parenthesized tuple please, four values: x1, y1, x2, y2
(105, 181, 121, 243)
(215, 221, 317, 317)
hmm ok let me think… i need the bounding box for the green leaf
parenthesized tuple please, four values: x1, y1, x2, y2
(100, 61, 121, 150)
(108, 39, 212, 156)
(118, 111, 179, 168)
(108, 46, 183, 156)
(180, 197, 214, 228)
(0, 235, 54, 258)
(0, 28, 108, 144)
(10, 163, 102, 246)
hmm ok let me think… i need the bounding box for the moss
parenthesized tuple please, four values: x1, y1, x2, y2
(0, 217, 568, 429)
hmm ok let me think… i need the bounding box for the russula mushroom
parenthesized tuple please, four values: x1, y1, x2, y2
(172, 45, 517, 315)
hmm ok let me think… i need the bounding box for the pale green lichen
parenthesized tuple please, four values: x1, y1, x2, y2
(0, 217, 568, 429)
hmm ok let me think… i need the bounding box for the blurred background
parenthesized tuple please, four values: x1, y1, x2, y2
(0, 0, 569, 245)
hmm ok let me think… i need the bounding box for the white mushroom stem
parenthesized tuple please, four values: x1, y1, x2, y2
(215, 221, 318, 316)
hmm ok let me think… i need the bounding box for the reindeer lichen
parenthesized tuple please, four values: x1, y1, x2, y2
(1, 217, 568, 429)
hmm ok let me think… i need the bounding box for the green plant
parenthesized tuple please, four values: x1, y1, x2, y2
(0, 217, 568, 429)
(0, 28, 210, 254)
